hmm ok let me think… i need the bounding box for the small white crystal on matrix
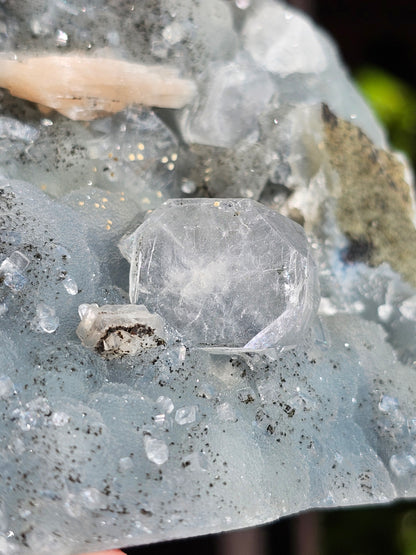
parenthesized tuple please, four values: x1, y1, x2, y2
(0, 251, 30, 292)
(143, 435, 169, 465)
(34, 303, 59, 334)
(122, 198, 320, 351)
(76, 304, 166, 357)
(62, 275, 78, 295)
(175, 405, 197, 425)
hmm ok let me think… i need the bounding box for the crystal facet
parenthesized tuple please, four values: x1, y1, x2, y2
(122, 198, 320, 351)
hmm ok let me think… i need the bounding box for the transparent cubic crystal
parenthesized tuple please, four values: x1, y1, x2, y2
(175, 405, 197, 425)
(35, 303, 59, 334)
(0, 251, 30, 292)
(143, 436, 169, 466)
(156, 396, 174, 415)
(122, 198, 320, 351)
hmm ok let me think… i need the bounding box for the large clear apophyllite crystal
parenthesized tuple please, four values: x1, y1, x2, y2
(121, 198, 320, 351)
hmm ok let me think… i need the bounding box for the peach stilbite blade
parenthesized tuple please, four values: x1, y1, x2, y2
(0, 54, 196, 120)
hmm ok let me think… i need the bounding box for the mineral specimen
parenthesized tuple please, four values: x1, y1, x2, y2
(0, 54, 196, 120)
(121, 198, 320, 351)
(0, 0, 416, 554)
(76, 304, 167, 357)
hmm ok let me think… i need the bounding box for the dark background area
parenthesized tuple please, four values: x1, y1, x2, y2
(125, 1, 416, 554)
(124, 502, 416, 555)
(315, 0, 416, 90)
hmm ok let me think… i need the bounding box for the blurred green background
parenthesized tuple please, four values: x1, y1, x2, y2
(322, 502, 416, 555)
(356, 67, 416, 166)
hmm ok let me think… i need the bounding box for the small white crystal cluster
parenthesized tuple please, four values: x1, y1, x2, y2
(0, 1, 416, 555)
(76, 303, 166, 357)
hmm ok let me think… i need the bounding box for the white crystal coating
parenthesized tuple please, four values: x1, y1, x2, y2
(123, 198, 320, 351)
(80, 487, 104, 510)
